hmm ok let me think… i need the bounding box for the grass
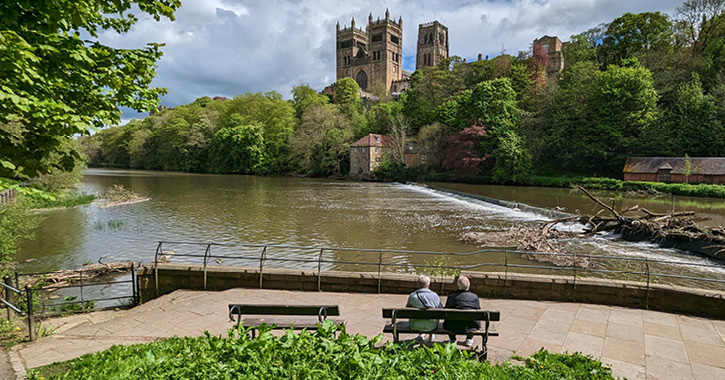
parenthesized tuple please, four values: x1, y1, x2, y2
(25, 192, 96, 209)
(29, 322, 618, 379)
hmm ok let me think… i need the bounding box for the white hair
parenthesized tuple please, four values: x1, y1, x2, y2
(457, 275, 470, 291)
(417, 275, 431, 289)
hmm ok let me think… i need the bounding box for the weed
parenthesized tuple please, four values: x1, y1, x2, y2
(420, 255, 461, 277)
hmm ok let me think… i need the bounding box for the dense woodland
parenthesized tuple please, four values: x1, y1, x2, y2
(8, 0, 725, 185)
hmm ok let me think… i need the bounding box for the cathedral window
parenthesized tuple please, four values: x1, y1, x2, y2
(390, 34, 399, 45)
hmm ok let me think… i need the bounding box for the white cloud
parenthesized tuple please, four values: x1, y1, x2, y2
(105, 0, 684, 117)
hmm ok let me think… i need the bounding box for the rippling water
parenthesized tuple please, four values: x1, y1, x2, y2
(16, 169, 725, 290)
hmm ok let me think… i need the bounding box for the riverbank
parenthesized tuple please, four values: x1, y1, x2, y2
(426, 173, 725, 199)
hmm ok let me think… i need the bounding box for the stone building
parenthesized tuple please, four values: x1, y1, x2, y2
(336, 10, 404, 92)
(350, 134, 390, 179)
(416, 21, 449, 70)
(533, 35, 566, 80)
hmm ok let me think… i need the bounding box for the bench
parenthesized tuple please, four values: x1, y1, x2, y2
(228, 304, 344, 338)
(382, 308, 500, 359)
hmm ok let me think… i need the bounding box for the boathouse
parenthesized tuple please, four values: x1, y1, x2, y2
(623, 157, 725, 184)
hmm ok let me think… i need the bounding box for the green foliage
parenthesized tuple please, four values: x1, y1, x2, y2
(208, 118, 266, 174)
(491, 131, 532, 184)
(601, 12, 675, 66)
(24, 193, 95, 209)
(57, 296, 96, 316)
(0, 198, 40, 272)
(219, 92, 296, 173)
(29, 324, 616, 380)
(291, 84, 328, 117)
(402, 58, 466, 131)
(372, 160, 418, 182)
(0, 0, 180, 179)
(290, 104, 354, 177)
(420, 255, 460, 277)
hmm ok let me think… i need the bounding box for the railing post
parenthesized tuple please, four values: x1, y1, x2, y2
(573, 252, 577, 288)
(154, 242, 163, 299)
(26, 285, 34, 342)
(131, 264, 138, 306)
(377, 251, 383, 294)
(317, 249, 324, 291)
(645, 259, 650, 310)
(258, 246, 267, 289)
(79, 269, 84, 303)
(202, 244, 211, 290)
(4, 275, 11, 321)
(504, 251, 509, 296)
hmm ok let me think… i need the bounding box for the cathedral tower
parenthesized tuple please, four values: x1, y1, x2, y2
(336, 9, 403, 92)
(416, 21, 448, 70)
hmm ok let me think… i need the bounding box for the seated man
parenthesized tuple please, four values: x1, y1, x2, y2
(406, 274, 443, 342)
(443, 275, 480, 346)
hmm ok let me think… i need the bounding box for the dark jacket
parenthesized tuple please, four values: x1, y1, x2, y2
(443, 290, 481, 333)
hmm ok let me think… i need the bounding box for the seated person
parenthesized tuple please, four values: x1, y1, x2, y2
(443, 275, 481, 346)
(406, 274, 443, 342)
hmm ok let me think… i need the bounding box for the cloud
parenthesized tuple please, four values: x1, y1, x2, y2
(102, 0, 684, 119)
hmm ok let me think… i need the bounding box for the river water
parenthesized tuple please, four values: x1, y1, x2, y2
(16, 169, 725, 290)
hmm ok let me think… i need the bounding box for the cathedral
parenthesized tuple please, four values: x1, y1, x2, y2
(336, 10, 449, 94)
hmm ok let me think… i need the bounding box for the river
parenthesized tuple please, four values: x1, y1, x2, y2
(16, 169, 725, 289)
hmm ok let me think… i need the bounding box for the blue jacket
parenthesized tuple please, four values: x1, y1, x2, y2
(406, 288, 444, 332)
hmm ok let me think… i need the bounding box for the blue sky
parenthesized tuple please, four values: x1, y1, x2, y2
(104, 0, 686, 122)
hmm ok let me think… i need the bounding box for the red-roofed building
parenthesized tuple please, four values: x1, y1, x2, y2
(350, 134, 390, 178)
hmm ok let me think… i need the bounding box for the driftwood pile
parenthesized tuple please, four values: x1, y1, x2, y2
(23, 262, 137, 288)
(460, 185, 725, 266)
(460, 227, 590, 268)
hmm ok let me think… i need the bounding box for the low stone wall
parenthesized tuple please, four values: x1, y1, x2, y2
(137, 263, 725, 319)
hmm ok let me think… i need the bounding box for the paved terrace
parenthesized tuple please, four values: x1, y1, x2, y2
(7, 289, 725, 380)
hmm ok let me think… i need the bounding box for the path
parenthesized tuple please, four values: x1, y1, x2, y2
(11, 289, 725, 380)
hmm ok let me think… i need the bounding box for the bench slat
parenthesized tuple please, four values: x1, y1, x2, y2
(382, 308, 500, 321)
(229, 304, 340, 316)
(383, 322, 497, 336)
(242, 317, 346, 330)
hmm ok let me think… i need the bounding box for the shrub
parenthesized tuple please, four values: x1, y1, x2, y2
(373, 160, 418, 182)
(29, 322, 617, 380)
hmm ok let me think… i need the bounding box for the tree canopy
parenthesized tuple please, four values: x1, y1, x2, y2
(0, 0, 180, 178)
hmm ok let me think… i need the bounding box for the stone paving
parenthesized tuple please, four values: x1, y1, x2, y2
(9, 288, 725, 380)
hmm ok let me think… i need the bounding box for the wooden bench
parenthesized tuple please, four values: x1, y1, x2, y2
(382, 308, 500, 359)
(228, 304, 344, 338)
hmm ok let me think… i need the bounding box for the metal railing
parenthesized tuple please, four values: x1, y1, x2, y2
(153, 241, 725, 296)
(2, 265, 139, 342)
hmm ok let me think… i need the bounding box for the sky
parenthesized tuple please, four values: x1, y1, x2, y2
(103, 0, 686, 121)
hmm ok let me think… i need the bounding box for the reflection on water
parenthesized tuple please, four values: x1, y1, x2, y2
(15, 169, 725, 290)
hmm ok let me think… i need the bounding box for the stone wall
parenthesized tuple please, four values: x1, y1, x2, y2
(137, 263, 725, 319)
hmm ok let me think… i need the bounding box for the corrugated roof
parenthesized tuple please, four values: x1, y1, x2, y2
(623, 157, 725, 175)
(351, 134, 391, 147)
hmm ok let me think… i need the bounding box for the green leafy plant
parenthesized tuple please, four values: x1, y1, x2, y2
(28, 323, 617, 379)
(421, 255, 461, 277)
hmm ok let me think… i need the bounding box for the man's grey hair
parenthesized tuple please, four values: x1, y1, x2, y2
(457, 275, 471, 291)
(417, 275, 431, 289)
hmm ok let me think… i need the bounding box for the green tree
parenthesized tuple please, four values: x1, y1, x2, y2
(0, 0, 180, 178)
(207, 115, 266, 174)
(290, 104, 353, 176)
(653, 74, 725, 156)
(601, 12, 675, 66)
(291, 84, 328, 118)
(402, 57, 466, 131)
(220, 92, 296, 173)
(491, 130, 532, 183)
